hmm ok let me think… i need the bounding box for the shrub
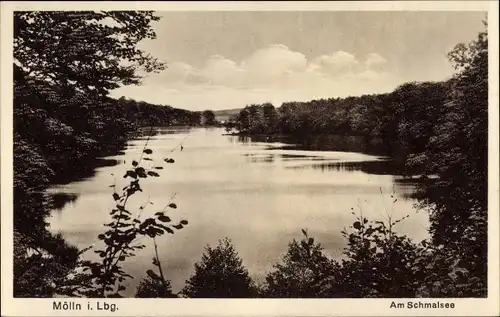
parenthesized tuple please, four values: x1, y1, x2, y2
(264, 230, 339, 298)
(182, 238, 256, 298)
(135, 272, 177, 298)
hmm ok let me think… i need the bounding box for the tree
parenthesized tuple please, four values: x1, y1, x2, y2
(201, 110, 217, 126)
(264, 230, 338, 298)
(262, 103, 278, 134)
(135, 274, 176, 298)
(12, 11, 188, 298)
(408, 22, 488, 296)
(14, 11, 165, 97)
(182, 238, 256, 298)
(235, 108, 251, 132)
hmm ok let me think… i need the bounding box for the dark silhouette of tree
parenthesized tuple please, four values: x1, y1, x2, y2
(264, 230, 338, 298)
(201, 110, 217, 126)
(136, 275, 177, 298)
(12, 10, 197, 297)
(182, 238, 256, 298)
(409, 22, 488, 297)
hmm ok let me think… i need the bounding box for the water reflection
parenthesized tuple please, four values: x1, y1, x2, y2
(287, 160, 406, 175)
(245, 154, 275, 163)
(95, 158, 123, 168)
(234, 134, 393, 156)
(53, 158, 123, 185)
(139, 126, 195, 137)
(49, 192, 79, 211)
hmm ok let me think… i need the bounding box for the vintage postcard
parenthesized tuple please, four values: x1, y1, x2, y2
(1, 1, 499, 316)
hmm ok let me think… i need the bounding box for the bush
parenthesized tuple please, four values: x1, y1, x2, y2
(182, 238, 256, 298)
(135, 272, 177, 298)
(264, 230, 338, 298)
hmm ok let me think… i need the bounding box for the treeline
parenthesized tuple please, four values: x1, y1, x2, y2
(117, 96, 201, 127)
(226, 81, 451, 164)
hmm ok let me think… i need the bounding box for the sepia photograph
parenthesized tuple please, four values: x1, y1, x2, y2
(1, 1, 499, 316)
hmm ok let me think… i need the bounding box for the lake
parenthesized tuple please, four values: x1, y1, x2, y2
(48, 127, 430, 296)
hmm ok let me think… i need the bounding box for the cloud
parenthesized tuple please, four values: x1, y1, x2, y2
(242, 44, 308, 78)
(202, 55, 243, 85)
(311, 51, 361, 75)
(113, 45, 396, 110)
(364, 53, 387, 72)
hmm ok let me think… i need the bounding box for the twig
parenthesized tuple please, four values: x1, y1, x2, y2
(152, 237, 169, 292)
(160, 192, 177, 212)
(138, 126, 154, 164)
(166, 134, 189, 156)
(379, 187, 392, 225)
(135, 196, 151, 221)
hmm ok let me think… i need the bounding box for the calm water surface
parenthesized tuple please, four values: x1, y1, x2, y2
(48, 127, 430, 295)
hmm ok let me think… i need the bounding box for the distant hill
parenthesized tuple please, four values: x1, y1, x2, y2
(213, 108, 242, 122)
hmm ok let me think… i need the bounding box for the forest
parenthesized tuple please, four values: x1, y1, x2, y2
(13, 11, 488, 298)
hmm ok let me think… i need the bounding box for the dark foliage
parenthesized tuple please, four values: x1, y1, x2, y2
(181, 238, 257, 298)
(264, 230, 339, 298)
(136, 274, 177, 298)
(12, 11, 197, 297)
(201, 110, 217, 126)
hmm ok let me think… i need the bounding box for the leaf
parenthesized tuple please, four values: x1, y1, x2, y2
(109, 185, 115, 188)
(173, 224, 183, 230)
(353, 221, 362, 230)
(147, 171, 160, 177)
(123, 170, 138, 179)
(119, 256, 125, 261)
(112, 193, 120, 201)
(143, 157, 153, 161)
(154, 166, 163, 170)
(308, 237, 314, 246)
(301, 229, 307, 236)
(180, 220, 188, 225)
(135, 167, 147, 178)
(168, 203, 177, 209)
(147, 269, 160, 280)
(143, 149, 153, 154)
(158, 215, 171, 222)
(132, 160, 138, 167)
(164, 158, 175, 163)
(165, 227, 175, 234)
(98, 234, 106, 240)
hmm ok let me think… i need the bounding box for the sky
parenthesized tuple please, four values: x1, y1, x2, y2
(110, 11, 486, 111)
